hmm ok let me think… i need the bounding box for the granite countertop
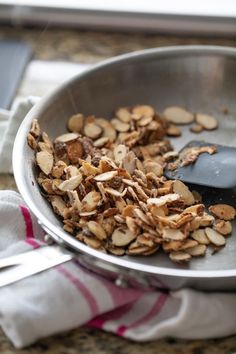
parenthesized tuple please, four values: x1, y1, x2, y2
(0, 24, 236, 353)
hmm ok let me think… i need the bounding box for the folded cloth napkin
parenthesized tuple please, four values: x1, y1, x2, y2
(0, 191, 236, 348)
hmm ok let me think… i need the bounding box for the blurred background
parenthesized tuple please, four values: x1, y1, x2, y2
(0, 0, 236, 109)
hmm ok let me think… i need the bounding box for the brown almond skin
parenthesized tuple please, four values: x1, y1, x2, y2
(209, 204, 236, 221)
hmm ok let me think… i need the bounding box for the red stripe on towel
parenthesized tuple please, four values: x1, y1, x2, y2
(116, 293, 168, 336)
(20, 205, 34, 238)
(25, 238, 40, 249)
(88, 301, 138, 329)
(57, 265, 99, 317)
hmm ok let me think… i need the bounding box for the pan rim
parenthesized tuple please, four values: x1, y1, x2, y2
(13, 44, 236, 279)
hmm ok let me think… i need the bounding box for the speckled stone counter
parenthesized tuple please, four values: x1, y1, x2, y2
(0, 24, 236, 353)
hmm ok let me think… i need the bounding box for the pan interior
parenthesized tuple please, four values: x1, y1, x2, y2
(15, 47, 236, 274)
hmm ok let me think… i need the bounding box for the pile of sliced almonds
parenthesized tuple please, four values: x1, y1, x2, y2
(27, 104, 235, 263)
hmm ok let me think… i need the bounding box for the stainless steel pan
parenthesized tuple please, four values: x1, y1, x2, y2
(13, 45, 236, 291)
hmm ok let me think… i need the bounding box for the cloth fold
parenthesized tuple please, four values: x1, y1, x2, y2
(0, 79, 236, 347)
(1, 192, 236, 349)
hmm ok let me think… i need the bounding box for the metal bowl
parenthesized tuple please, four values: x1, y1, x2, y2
(13, 45, 236, 291)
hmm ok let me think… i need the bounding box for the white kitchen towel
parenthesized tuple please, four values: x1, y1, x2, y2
(0, 191, 236, 348)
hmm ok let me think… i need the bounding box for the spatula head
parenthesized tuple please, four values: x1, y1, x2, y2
(164, 141, 236, 189)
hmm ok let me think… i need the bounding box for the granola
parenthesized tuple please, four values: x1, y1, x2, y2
(27, 104, 235, 263)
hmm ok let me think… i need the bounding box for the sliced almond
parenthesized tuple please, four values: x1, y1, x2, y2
(55, 133, 79, 143)
(162, 228, 186, 241)
(49, 195, 67, 217)
(163, 106, 194, 125)
(169, 251, 191, 263)
(96, 118, 117, 142)
(191, 229, 210, 245)
(133, 208, 150, 225)
(209, 204, 235, 221)
(81, 191, 101, 212)
(196, 113, 218, 130)
(67, 113, 84, 133)
(123, 151, 137, 175)
(166, 125, 182, 137)
(87, 221, 107, 240)
(186, 245, 207, 256)
(132, 105, 155, 118)
(94, 171, 118, 182)
(205, 227, 226, 246)
(27, 133, 37, 150)
(58, 174, 82, 191)
(116, 107, 132, 122)
(84, 123, 103, 139)
(173, 180, 194, 206)
(111, 227, 136, 246)
(93, 137, 109, 147)
(114, 144, 128, 165)
(214, 220, 232, 235)
(30, 119, 41, 137)
(138, 116, 153, 127)
(147, 193, 180, 207)
(67, 140, 84, 164)
(190, 123, 203, 134)
(105, 187, 127, 197)
(144, 160, 163, 177)
(111, 119, 130, 132)
(36, 151, 53, 175)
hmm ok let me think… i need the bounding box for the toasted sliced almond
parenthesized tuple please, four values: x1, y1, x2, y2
(105, 187, 127, 197)
(36, 151, 53, 175)
(144, 160, 163, 177)
(166, 125, 182, 137)
(79, 211, 97, 217)
(214, 220, 232, 235)
(67, 140, 84, 164)
(107, 246, 125, 256)
(162, 228, 186, 241)
(55, 133, 79, 143)
(94, 171, 118, 182)
(67, 113, 84, 133)
(116, 107, 132, 122)
(49, 195, 67, 217)
(138, 116, 153, 127)
(81, 161, 100, 176)
(191, 229, 210, 244)
(30, 119, 41, 137)
(81, 191, 101, 212)
(169, 251, 191, 262)
(190, 123, 203, 133)
(186, 245, 207, 256)
(163, 106, 194, 124)
(133, 208, 150, 224)
(87, 221, 107, 240)
(114, 144, 128, 165)
(27, 133, 37, 150)
(96, 118, 117, 142)
(205, 227, 226, 246)
(179, 239, 198, 250)
(132, 105, 155, 118)
(112, 227, 136, 246)
(196, 113, 218, 130)
(111, 119, 130, 132)
(147, 193, 180, 207)
(173, 180, 195, 206)
(58, 174, 82, 191)
(84, 123, 103, 139)
(209, 204, 235, 221)
(93, 137, 109, 147)
(123, 151, 137, 175)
